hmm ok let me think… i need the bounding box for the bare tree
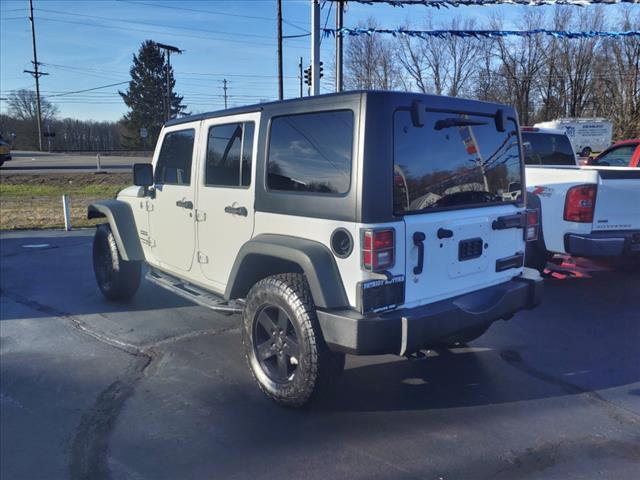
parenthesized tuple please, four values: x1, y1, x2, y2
(397, 16, 480, 97)
(344, 18, 403, 90)
(445, 18, 481, 97)
(594, 8, 640, 138)
(491, 11, 547, 125)
(7, 89, 58, 122)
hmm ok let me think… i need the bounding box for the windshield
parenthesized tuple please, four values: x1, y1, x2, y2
(522, 132, 576, 166)
(393, 110, 522, 214)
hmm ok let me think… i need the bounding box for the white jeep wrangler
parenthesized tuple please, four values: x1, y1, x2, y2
(89, 91, 543, 407)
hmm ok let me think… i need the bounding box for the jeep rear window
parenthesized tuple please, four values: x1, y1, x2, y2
(393, 110, 522, 214)
(522, 132, 576, 166)
(267, 110, 353, 195)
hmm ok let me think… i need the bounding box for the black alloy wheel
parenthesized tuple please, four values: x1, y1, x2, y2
(253, 304, 301, 383)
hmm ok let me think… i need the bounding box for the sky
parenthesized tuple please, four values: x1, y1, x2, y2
(0, 0, 633, 122)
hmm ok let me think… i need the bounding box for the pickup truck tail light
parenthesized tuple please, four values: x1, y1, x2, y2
(564, 184, 597, 223)
(362, 228, 395, 271)
(525, 208, 539, 242)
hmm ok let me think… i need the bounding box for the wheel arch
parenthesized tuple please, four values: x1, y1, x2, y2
(88, 199, 144, 261)
(225, 234, 349, 309)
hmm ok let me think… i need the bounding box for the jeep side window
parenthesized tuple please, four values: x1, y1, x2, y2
(267, 110, 353, 194)
(154, 129, 195, 185)
(205, 122, 255, 187)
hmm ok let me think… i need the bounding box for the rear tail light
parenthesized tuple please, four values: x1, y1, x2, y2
(564, 184, 597, 223)
(362, 228, 395, 271)
(525, 208, 539, 242)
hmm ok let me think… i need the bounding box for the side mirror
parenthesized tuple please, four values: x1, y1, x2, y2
(495, 109, 506, 132)
(133, 163, 153, 187)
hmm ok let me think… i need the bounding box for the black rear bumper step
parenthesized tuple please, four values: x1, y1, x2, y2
(317, 270, 543, 356)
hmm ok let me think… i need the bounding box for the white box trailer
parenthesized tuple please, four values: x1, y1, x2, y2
(534, 118, 613, 157)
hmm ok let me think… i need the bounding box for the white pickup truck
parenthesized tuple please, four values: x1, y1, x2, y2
(521, 127, 640, 271)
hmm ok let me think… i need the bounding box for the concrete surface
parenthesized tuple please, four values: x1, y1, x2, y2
(0, 151, 149, 174)
(1, 230, 639, 480)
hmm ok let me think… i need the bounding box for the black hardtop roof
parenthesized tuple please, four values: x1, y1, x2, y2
(164, 90, 513, 127)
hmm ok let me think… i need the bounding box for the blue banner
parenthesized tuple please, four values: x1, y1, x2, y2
(324, 27, 640, 39)
(329, 0, 639, 8)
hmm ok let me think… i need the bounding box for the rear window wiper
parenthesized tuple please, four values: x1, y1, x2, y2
(434, 118, 488, 131)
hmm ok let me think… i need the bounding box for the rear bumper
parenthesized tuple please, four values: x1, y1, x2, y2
(317, 269, 543, 356)
(565, 230, 640, 258)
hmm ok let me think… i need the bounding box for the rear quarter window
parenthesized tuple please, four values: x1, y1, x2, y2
(267, 110, 353, 195)
(522, 132, 576, 166)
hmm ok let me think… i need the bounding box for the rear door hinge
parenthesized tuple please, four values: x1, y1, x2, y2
(197, 251, 209, 264)
(195, 210, 206, 222)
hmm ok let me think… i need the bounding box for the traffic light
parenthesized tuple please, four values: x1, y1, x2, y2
(304, 67, 312, 86)
(319, 61, 324, 79)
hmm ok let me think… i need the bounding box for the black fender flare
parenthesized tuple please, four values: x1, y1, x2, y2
(225, 234, 349, 309)
(87, 199, 144, 262)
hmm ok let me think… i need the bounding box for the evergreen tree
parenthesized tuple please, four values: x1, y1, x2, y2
(119, 40, 187, 148)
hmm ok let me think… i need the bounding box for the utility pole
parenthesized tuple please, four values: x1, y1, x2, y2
(298, 57, 304, 98)
(25, 0, 48, 151)
(335, 0, 344, 92)
(223, 79, 228, 110)
(310, 0, 320, 96)
(156, 43, 183, 121)
(276, 0, 284, 100)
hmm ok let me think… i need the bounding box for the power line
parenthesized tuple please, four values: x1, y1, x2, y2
(45, 81, 129, 98)
(34, 17, 308, 49)
(35, 7, 278, 41)
(117, 0, 310, 33)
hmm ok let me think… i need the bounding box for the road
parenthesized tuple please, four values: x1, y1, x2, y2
(0, 151, 149, 175)
(1, 230, 639, 480)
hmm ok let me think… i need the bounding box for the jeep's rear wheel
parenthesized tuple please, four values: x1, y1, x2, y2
(93, 224, 141, 301)
(242, 273, 345, 408)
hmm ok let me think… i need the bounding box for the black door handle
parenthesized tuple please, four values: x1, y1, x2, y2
(224, 205, 248, 217)
(176, 200, 193, 209)
(437, 228, 453, 239)
(413, 231, 426, 275)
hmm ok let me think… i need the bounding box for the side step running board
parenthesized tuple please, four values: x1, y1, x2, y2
(145, 269, 244, 314)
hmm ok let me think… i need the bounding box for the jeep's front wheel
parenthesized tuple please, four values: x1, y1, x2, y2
(242, 273, 345, 408)
(93, 224, 141, 301)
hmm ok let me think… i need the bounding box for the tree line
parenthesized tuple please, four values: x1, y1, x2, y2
(1, 40, 184, 152)
(2, 8, 637, 152)
(344, 7, 639, 139)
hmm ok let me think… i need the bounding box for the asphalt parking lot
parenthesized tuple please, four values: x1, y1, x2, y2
(1, 230, 639, 480)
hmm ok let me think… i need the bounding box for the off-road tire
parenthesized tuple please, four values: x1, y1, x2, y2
(93, 224, 141, 301)
(440, 324, 490, 346)
(242, 273, 345, 408)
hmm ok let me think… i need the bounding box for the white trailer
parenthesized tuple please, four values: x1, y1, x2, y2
(534, 118, 613, 157)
